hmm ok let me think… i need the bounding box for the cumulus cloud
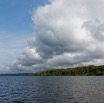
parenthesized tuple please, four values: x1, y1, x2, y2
(8, 0, 104, 72)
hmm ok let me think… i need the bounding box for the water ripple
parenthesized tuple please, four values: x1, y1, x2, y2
(0, 76, 104, 103)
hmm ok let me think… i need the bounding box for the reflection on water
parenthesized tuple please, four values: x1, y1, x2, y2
(0, 76, 104, 103)
(87, 92, 103, 98)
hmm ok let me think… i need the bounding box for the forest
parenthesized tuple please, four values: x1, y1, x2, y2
(35, 65, 104, 76)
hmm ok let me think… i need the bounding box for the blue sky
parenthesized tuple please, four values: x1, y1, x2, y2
(0, 0, 48, 65)
(0, 0, 48, 32)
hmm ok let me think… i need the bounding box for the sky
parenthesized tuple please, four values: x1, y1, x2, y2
(1, 0, 104, 73)
(0, 0, 48, 73)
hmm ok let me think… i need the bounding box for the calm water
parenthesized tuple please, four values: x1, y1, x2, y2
(0, 76, 104, 103)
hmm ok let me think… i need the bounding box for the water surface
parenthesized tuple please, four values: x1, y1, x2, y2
(0, 76, 104, 103)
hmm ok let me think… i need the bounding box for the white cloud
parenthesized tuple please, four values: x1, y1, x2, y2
(6, 0, 104, 73)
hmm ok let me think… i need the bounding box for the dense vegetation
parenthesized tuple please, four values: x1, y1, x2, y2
(35, 65, 104, 76)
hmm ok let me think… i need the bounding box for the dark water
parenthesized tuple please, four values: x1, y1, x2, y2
(0, 76, 104, 103)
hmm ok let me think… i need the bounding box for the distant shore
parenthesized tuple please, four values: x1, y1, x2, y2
(0, 73, 36, 76)
(1, 65, 104, 76)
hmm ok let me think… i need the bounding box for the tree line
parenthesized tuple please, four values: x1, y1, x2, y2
(35, 65, 104, 76)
